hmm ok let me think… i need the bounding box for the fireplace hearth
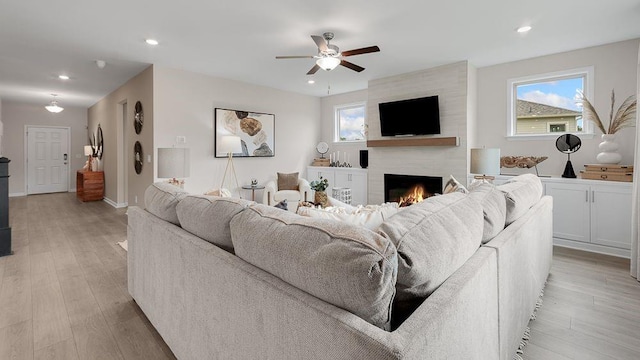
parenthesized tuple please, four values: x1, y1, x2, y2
(384, 174, 443, 206)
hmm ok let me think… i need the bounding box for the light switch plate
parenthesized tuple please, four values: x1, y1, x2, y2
(176, 136, 186, 144)
(147, 154, 152, 163)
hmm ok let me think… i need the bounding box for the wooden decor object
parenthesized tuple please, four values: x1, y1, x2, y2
(581, 164, 633, 182)
(77, 171, 105, 202)
(366, 137, 459, 147)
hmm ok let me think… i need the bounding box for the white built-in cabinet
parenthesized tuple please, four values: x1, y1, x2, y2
(545, 180, 632, 257)
(480, 175, 632, 258)
(307, 166, 368, 206)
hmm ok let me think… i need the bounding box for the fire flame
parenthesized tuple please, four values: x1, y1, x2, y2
(399, 185, 427, 206)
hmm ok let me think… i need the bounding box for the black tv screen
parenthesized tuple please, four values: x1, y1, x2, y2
(378, 95, 440, 136)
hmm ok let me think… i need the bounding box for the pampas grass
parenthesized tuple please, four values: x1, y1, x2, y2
(578, 90, 637, 134)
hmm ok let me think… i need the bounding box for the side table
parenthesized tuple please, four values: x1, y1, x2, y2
(241, 185, 265, 201)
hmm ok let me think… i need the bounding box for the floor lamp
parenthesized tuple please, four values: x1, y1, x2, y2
(158, 148, 190, 188)
(220, 136, 242, 197)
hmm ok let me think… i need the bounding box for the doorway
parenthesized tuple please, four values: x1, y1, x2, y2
(25, 126, 70, 194)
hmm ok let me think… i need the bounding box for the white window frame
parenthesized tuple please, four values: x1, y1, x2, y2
(334, 102, 366, 143)
(506, 66, 594, 140)
(547, 122, 569, 133)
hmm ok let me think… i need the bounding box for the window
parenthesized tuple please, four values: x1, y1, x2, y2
(335, 102, 366, 142)
(507, 67, 593, 138)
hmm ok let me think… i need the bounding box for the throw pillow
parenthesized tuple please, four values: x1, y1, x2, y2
(297, 203, 400, 231)
(443, 175, 468, 194)
(277, 172, 299, 191)
(468, 183, 507, 243)
(274, 199, 288, 211)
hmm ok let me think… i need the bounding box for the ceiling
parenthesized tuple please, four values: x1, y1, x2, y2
(1, 0, 639, 108)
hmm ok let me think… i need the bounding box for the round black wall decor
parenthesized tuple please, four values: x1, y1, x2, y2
(134, 141, 143, 174)
(134, 101, 144, 134)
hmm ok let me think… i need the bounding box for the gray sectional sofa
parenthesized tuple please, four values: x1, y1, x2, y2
(128, 174, 552, 360)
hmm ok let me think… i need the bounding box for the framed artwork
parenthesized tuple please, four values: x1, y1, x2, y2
(214, 108, 275, 158)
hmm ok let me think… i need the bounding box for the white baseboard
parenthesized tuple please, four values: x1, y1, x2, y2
(104, 197, 128, 209)
(9, 192, 26, 197)
(68, 188, 77, 192)
(554, 238, 630, 259)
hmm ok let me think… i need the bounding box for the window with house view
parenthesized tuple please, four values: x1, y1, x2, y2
(509, 68, 592, 137)
(335, 103, 366, 142)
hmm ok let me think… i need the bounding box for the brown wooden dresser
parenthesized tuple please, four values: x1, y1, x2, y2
(77, 170, 104, 202)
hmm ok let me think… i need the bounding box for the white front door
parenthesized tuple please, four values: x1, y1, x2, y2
(27, 127, 69, 194)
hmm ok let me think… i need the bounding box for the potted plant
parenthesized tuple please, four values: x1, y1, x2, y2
(579, 90, 636, 164)
(310, 177, 330, 207)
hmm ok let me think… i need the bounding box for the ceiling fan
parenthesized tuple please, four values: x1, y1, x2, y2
(276, 32, 380, 75)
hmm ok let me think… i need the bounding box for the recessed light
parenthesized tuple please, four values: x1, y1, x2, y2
(58, 75, 70, 80)
(145, 39, 159, 45)
(307, 79, 315, 84)
(517, 26, 532, 33)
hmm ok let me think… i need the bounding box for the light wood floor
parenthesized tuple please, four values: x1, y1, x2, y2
(0, 193, 175, 360)
(1, 193, 639, 359)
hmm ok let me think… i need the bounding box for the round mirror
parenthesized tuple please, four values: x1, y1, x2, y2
(555, 134, 581, 154)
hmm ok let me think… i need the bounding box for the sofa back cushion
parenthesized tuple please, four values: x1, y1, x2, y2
(497, 174, 543, 225)
(144, 182, 189, 225)
(469, 183, 507, 243)
(230, 204, 398, 330)
(378, 192, 483, 318)
(176, 195, 253, 252)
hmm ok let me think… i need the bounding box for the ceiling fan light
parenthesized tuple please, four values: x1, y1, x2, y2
(316, 57, 341, 71)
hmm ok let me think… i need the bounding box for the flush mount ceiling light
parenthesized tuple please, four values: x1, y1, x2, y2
(307, 79, 315, 84)
(316, 56, 341, 71)
(45, 94, 64, 113)
(58, 74, 69, 80)
(145, 38, 159, 45)
(517, 25, 532, 33)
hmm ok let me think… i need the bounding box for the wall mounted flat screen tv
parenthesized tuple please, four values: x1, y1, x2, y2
(379, 95, 440, 136)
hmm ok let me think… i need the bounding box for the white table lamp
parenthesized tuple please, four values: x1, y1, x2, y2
(470, 148, 500, 181)
(158, 148, 190, 187)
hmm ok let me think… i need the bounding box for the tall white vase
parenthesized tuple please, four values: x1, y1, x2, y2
(596, 134, 622, 164)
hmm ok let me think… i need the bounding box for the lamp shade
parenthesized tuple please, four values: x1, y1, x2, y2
(470, 148, 500, 175)
(220, 136, 242, 154)
(158, 148, 190, 178)
(316, 57, 341, 71)
(84, 145, 93, 156)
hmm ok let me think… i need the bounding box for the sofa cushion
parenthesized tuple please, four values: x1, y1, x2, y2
(176, 195, 253, 252)
(377, 192, 483, 318)
(230, 204, 398, 330)
(469, 183, 507, 243)
(497, 174, 543, 225)
(144, 182, 189, 225)
(277, 172, 299, 190)
(297, 203, 400, 231)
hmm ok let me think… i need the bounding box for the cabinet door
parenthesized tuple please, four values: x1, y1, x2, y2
(307, 167, 334, 186)
(333, 171, 368, 206)
(545, 182, 591, 243)
(591, 184, 632, 249)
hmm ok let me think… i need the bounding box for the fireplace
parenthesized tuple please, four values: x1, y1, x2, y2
(384, 174, 443, 206)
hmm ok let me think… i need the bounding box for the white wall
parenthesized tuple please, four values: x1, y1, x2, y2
(153, 66, 321, 198)
(1, 101, 88, 196)
(367, 61, 471, 204)
(319, 89, 368, 173)
(477, 39, 640, 176)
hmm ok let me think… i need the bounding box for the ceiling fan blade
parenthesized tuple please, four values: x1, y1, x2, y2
(311, 35, 328, 52)
(341, 46, 380, 57)
(275, 55, 314, 59)
(340, 60, 365, 72)
(307, 64, 321, 75)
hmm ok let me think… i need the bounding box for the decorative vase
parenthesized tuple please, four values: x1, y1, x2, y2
(596, 134, 622, 164)
(91, 157, 100, 171)
(314, 190, 329, 208)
